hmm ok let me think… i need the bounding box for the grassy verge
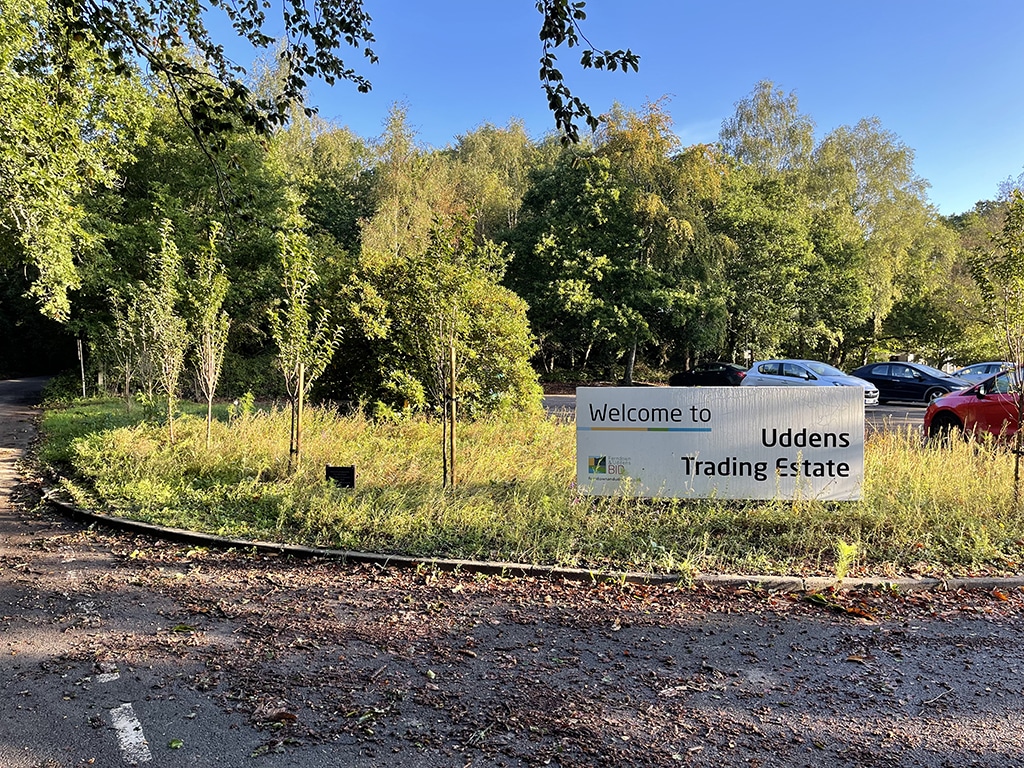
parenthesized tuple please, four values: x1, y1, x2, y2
(37, 399, 1024, 578)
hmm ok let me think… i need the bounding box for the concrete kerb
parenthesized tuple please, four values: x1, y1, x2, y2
(43, 491, 1024, 595)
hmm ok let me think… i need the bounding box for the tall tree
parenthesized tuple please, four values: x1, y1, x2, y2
(719, 80, 815, 176)
(595, 102, 721, 381)
(450, 121, 555, 241)
(711, 166, 816, 359)
(505, 102, 726, 383)
(347, 109, 540, 416)
(812, 117, 947, 346)
(0, 0, 151, 319)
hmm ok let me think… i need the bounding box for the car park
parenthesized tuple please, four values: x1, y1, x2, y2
(849, 361, 971, 404)
(951, 361, 1014, 384)
(740, 359, 879, 406)
(668, 362, 747, 387)
(924, 369, 1023, 440)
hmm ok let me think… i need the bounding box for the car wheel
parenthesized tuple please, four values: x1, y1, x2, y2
(925, 388, 948, 403)
(928, 414, 964, 444)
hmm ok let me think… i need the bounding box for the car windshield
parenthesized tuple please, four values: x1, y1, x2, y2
(914, 363, 956, 379)
(805, 362, 845, 377)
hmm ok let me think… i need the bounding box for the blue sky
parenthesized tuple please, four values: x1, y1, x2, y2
(231, 1, 1024, 216)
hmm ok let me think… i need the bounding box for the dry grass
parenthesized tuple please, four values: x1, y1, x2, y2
(40, 401, 1024, 577)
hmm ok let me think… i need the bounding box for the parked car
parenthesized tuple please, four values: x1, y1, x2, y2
(951, 361, 1014, 384)
(924, 369, 1023, 440)
(740, 359, 879, 406)
(668, 362, 747, 387)
(849, 362, 971, 404)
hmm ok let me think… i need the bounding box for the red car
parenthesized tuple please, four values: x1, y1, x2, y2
(923, 369, 1023, 441)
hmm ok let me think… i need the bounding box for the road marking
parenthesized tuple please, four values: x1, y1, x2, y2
(109, 703, 152, 763)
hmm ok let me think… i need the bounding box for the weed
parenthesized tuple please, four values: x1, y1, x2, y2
(834, 539, 859, 584)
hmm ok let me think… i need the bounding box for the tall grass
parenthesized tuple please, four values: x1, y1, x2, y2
(39, 401, 1024, 577)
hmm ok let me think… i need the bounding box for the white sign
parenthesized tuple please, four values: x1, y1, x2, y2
(576, 387, 864, 501)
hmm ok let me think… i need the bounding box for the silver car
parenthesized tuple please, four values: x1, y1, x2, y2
(741, 359, 879, 406)
(951, 361, 1014, 385)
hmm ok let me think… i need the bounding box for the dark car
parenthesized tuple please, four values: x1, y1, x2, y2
(924, 369, 1022, 440)
(668, 362, 747, 387)
(849, 362, 972, 404)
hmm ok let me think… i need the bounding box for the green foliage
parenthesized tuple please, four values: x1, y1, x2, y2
(507, 108, 728, 379)
(714, 168, 816, 358)
(57, 0, 377, 140)
(719, 80, 815, 175)
(219, 352, 287, 398)
(147, 220, 189, 441)
(345, 110, 542, 416)
(536, 0, 639, 142)
(82, 95, 290, 350)
(187, 222, 231, 446)
(0, 0, 151, 319)
(267, 200, 342, 402)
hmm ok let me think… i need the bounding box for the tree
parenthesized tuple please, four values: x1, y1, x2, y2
(972, 189, 1024, 507)
(711, 166, 816, 359)
(0, 0, 151, 319)
(7, 1, 636, 327)
(506, 125, 722, 382)
(449, 121, 555, 241)
(340, 108, 540, 417)
(188, 222, 231, 448)
(719, 80, 815, 176)
(146, 220, 189, 442)
(79, 94, 297, 399)
(811, 118, 945, 349)
(595, 102, 727, 378)
(101, 289, 145, 408)
(268, 200, 342, 468)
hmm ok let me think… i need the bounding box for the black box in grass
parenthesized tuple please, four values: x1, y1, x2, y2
(326, 465, 355, 488)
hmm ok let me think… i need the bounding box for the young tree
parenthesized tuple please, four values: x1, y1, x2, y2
(973, 189, 1024, 507)
(188, 222, 231, 448)
(101, 289, 145, 409)
(268, 202, 342, 469)
(146, 220, 189, 442)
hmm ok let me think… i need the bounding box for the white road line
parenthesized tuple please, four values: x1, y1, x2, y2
(109, 703, 152, 763)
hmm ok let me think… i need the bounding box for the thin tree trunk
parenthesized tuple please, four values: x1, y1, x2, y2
(624, 340, 637, 386)
(206, 395, 213, 449)
(449, 340, 456, 488)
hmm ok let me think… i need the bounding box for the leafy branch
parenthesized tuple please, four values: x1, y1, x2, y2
(536, 0, 639, 143)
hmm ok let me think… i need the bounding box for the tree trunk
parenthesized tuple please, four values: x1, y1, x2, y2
(623, 341, 637, 386)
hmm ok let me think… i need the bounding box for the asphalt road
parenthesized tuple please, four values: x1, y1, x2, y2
(5, 379, 1024, 767)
